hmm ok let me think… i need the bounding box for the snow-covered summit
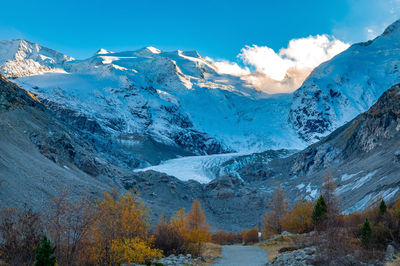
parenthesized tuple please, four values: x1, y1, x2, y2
(1, 42, 304, 157)
(95, 48, 112, 55)
(0, 39, 73, 77)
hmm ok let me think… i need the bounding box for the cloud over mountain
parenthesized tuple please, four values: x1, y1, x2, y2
(212, 35, 349, 94)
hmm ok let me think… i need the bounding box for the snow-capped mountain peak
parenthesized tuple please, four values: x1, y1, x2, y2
(289, 18, 400, 142)
(0, 39, 73, 78)
(0, 39, 307, 156)
(95, 48, 112, 55)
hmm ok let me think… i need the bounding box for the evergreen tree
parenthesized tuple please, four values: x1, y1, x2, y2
(312, 195, 328, 230)
(34, 236, 56, 266)
(361, 218, 372, 247)
(379, 199, 387, 215)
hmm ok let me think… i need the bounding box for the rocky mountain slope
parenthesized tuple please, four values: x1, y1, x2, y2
(2, 72, 398, 230)
(0, 74, 124, 209)
(223, 83, 400, 213)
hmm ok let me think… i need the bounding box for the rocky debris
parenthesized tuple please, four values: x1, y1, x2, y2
(268, 247, 316, 266)
(122, 171, 269, 230)
(156, 254, 199, 265)
(385, 244, 395, 261)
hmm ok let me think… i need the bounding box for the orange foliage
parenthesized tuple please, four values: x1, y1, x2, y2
(183, 199, 211, 255)
(243, 228, 259, 244)
(281, 198, 314, 234)
(88, 190, 159, 265)
(212, 230, 243, 245)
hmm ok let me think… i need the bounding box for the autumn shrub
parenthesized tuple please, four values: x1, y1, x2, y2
(46, 191, 96, 265)
(243, 228, 259, 244)
(212, 230, 242, 245)
(154, 200, 211, 257)
(153, 215, 185, 255)
(281, 198, 313, 234)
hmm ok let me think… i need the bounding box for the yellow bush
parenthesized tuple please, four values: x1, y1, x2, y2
(88, 190, 152, 265)
(110, 237, 161, 264)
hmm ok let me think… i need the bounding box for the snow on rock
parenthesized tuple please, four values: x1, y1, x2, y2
(0, 39, 73, 78)
(289, 19, 400, 142)
(344, 187, 400, 214)
(1, 39, 306, 156)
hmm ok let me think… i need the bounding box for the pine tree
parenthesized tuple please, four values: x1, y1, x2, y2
(312, 195, 328, 230)
(34, 236, 56, 266)
(379, 199, 387, 215)
(361, 218, 372, 247)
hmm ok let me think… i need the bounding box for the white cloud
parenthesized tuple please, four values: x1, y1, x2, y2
(212, 60, 250, 76)
(213, 35, 350, 94)
(366, 28, 378, 40)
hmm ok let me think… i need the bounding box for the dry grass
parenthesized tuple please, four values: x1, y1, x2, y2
(385, 253, 400, 266)
(257, 234, 305, 262)
(198, 242, 222, 266)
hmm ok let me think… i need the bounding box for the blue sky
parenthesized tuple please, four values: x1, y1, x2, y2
(1, 0, 399, 60)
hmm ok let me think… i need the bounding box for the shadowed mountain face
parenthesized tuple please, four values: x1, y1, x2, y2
(0, 74, 122, 208)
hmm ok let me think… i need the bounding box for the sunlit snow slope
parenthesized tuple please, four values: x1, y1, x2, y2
(0, 39, 305, 157)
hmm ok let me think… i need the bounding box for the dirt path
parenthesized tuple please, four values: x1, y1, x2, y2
(213, 245, 268, 266)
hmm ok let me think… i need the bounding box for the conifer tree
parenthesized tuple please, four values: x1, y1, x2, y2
(34, 236, 56, 266)
(312, 195, 328, 230)
(361, 218, 372, 247)
(379, 199, 387, 215)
